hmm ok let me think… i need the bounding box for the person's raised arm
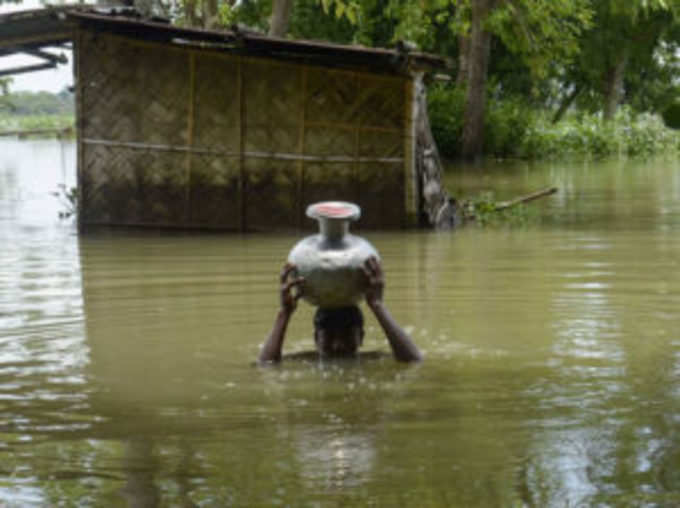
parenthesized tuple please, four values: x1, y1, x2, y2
(362, 257, 423, 362)
(258, 263, 304, 364)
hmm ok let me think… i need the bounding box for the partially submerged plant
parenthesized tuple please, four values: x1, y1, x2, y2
(51, 183, 78, 220)
(460, 187, 556, 227)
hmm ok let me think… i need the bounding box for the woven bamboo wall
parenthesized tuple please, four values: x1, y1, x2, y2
(77, 29, 414, 230)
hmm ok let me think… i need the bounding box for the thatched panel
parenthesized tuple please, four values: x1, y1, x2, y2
(355, 76, 405, 129)
(193, 54, 240, 152)
(245, 125, 300, 154)
(306, 68, 358, 124)
(243, 59, 301, 136)
(80, 31, 190, 146)
(302, 162, 358, 221)
(81, 144, 188, 225)
(188, 154, 240, 228)
(358, 130, 404, 158)
(304, 127, 355, 156)
(242, 61, 300, 153)
(76, 27, 417, 230)
(80, 32, 140, 142)
(357, 162, 404, 228)
(243, 159, 298, 230)
(81, 144, 140, 224)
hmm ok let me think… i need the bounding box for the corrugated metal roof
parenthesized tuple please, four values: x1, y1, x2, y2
(0, 6, 446, 74)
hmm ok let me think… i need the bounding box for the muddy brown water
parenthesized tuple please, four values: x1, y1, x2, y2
(1, 139, 679, 506)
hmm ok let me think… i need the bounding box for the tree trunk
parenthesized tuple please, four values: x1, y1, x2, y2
(184, 0, 198, 27)
(456, 35, 470, 85)
(202, 0, 219, 29)
(603, 47, 629, 122)
(460, 0, 494, 162)
(269, 0, 294, 37)
(552, 84, 581, 124)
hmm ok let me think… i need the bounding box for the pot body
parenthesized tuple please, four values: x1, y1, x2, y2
(288, 233, 379, 308)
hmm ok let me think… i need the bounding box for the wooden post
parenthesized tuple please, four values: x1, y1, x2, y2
(75, 29, 84, 232)
(185, 51, 196, 225)
(353, 72, 361, 217)
(403, 75, 417, 227)
(238, 57, 246, 232)
(297, 66, 308, 228)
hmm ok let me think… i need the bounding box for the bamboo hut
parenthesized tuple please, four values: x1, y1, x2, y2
(0, 6, 454, 231)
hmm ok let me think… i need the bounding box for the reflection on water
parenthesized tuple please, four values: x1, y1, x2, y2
(1, 140, 680, 505)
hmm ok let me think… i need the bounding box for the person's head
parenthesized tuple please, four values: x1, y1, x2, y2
(313, 306, 364, 357)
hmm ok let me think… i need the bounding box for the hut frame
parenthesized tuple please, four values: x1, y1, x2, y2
(0, 7, 453, 231)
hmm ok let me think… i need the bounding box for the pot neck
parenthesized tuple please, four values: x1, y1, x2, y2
(318, 218, 350, 241)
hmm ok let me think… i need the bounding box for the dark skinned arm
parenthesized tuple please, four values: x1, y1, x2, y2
(257, 263, 304, 364)
(362, 256, 423, 362)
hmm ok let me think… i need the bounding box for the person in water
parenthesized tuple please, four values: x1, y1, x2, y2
(258, 256, 422, 363)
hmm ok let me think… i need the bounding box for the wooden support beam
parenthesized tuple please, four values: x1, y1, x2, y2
(18, 47, 68, 64)
(297, 66, 307, 228)
(0, 32, 73, 51)
(0, 62, 56, 77)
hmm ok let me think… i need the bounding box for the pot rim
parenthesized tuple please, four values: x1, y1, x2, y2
(306, 201, 361, 221)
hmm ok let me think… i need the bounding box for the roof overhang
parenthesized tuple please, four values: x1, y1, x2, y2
(0, 5, 78, 77)
(0, 6, 448, 77)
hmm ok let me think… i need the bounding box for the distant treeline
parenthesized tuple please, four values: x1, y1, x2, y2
(0, 89, 74, 116)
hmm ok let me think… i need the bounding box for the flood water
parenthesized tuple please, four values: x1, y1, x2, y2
(1, 138, 679, 506)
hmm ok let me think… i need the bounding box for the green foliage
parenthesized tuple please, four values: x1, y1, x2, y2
(218, 2, 237, 26)
(462, 191, 537, 228)
(486, 0, 593, 81)
(427, 83, 534, 159)
(428, 83, 680, 159)
(290, 0, 356, 42)
(662, 101, 680, 129)
(0, 114, 74, 134)
(560, 0, 680, 118)
(483, 95, 534, 157)
(427, 83, 466, 159)
(520, 107, 680, 159)
(0, 89, 74, 116)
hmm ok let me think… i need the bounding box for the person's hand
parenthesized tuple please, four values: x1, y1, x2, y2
(280, 263, 304, 316)
(362, 256, 384, 308)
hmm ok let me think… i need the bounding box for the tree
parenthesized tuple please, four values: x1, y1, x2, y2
(579, 0, 679, 121)
(269, 0, 294, 36)
(312, 0, 592, 160)
(460, 0, 496, 161)
(454, 0, 592, 160)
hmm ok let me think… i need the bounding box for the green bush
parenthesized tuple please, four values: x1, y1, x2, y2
(427, 84, 534, 159)
(427, 84, 466, 159)
(662, 101, 680, 130)
(483, 96, 533, 157)
(0, 114, 74, 134)
(427, 83, 680, 160)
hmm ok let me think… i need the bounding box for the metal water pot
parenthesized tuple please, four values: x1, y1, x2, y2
(287, 201, 380, 308)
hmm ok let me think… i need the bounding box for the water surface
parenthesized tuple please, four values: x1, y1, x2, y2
(1, 140, 679, 506)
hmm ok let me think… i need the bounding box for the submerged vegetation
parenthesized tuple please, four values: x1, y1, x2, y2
(463, 196, 538, 228)
(456, 188, 555, 228)
(51, 184, 79, 220)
